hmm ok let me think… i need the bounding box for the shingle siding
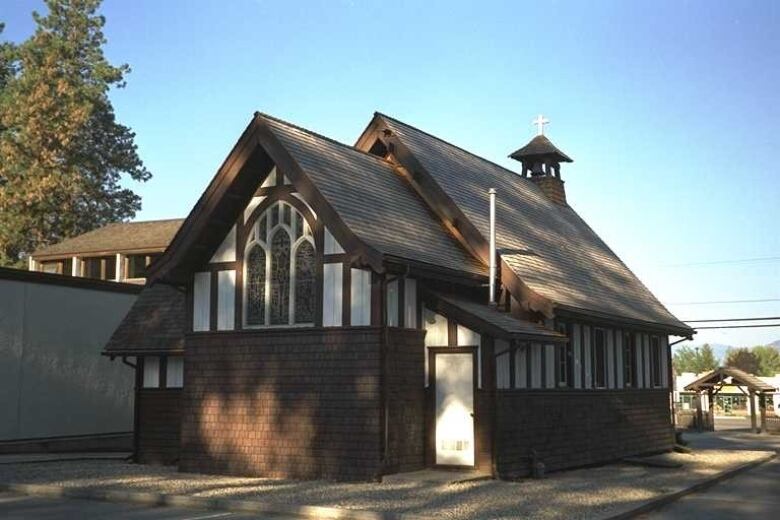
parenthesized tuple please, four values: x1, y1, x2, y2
(137, 390, 181, 465)
(495, 389, 673, 478)
(180, 328, 385, 481)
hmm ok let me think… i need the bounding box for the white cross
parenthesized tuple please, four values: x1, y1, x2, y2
(532, 114, 549, 136)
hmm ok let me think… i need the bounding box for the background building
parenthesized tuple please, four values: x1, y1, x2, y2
(28, 219, 183, 283)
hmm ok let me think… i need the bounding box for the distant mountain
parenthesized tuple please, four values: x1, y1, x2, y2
(771, 339, 780, 348)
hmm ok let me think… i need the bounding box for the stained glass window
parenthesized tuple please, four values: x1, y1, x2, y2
(294, 240, 316, 323)
(246, 246, 266, 325)
(269, 230, 291, 325)
(294, 212, 303, 240)
(258, 215, 267, 243)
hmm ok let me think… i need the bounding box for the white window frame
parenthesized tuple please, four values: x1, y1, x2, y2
(142, 357, 160, 388)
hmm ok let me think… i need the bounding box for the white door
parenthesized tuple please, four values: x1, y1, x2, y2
(435, 351, 475, 466)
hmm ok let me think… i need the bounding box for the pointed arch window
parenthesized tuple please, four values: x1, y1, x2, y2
(243, 201, 316, 327)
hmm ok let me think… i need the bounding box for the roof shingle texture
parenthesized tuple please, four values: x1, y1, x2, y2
(33, 219, 184, 257)
(104, 283, 185, 354)
(260, 114, 485, 276)
(434, 293, 565, 340)
(378, 114, 687, 330)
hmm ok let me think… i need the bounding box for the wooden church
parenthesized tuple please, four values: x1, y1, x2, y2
(104, 112, 693, 481)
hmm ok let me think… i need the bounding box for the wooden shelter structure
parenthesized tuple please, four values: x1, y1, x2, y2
(685, 367, 776, 433)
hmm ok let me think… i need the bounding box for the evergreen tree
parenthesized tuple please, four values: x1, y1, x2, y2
(673, 343, 719, 375)
(724, 347, 760, 375)
(0, 0, 150, 267)
(752, 345, 780, 377)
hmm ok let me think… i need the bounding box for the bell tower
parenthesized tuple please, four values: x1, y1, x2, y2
(509, 115, 573, 205)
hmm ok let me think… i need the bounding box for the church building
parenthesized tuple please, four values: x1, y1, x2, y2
(104, 111, 693, 481)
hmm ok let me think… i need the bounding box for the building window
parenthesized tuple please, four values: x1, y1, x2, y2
(555, 322, 571, 388)
(651, 336, 662, 387)
(623, 331, 636, 388)
(294, 241, 315, 323)
(593, 328, 607, 388)
(82, 256, 115, 280)
(245, 246, 267, 326)
(126, 253, 160, 279)
(243, 201, 316, 327)
(166, 356, 184, 388)
(142, 357, 160, 388)
(40, 261, 62, 274)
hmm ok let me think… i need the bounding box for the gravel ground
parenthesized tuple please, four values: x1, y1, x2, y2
(0, 450, 771, 520)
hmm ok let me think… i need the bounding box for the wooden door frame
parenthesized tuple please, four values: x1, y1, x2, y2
(427, 346, 478, 469)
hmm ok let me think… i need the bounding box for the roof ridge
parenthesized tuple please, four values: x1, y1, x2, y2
(255, 112, 393, 165)
(374, 111, 523, 178)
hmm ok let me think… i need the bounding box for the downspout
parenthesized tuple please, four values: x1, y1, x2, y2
(121, 356, 140, 463)
(488, 188, 497, 307)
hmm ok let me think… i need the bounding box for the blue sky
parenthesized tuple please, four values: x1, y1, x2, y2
(3, 0, 779, 350)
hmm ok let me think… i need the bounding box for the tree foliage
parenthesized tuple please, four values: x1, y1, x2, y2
(724, 347, 760, 375)
(752, 345, 780, 377)
(672, 343, 719, 375)
(0, 0, 150, 267)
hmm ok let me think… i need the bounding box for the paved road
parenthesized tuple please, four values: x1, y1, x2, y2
(643, 457, 780, 519)
(0, 491, 286, 519)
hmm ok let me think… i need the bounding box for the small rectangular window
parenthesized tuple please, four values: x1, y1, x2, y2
(555, 322, 571, 388)
(594, 328, 606, 388)
(166, 357, 184, 388)
(40, 261, 62, 274)
(142, 357, 160, 388)
(623, 331, 636, 388)
(63, 258, 73, 276)
(651, 336, 662, 387)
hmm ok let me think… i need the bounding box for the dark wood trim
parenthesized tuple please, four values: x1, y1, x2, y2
(0, 267, 142, 294)
(159, 355, 168, 389)
(324, 253, 348, 263)
(508, 340, 516, 389)
(234, 222, 244, 330)
(342, 262, 351, 326)
(208, 261, 237, 272)
(554, 306, 693, 337)
(132, 357, 142, 462)
(447, 319, 458, 347)
(254, 184, 296, 197)
(371, 272, 383, 327)
(397, 275, 406, 328)
(314, 221, 324, 327)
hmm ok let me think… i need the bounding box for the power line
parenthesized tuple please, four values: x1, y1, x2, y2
(685, 316, 780, 323)
(693, 324, 780, 330)
(669, 298, 780, 305)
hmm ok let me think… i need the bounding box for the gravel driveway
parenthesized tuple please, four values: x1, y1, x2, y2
(0, 449, 771, 520)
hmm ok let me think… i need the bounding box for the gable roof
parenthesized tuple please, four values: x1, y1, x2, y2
(150, 113, 484, 284)
(259, 114, 485, 277)
(103, 283, 185, 355)
(32, 219, 183, 258)
(363, 113, 690, 333)
(684, 367, 777, 393)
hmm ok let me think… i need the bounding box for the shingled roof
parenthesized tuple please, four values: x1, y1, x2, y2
(33, 219, 184, 258)
(103, 283, 185, 355)
(684, 367, 777, 393)
(509, 134, 573, 162)
(430, 293, 566, 342)
(371, 113, 689, 333)
(260, 114, 485, 277)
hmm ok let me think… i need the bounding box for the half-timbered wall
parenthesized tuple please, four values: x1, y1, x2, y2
(495, 322, 669, 391)
(187, 166, 423, 334)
